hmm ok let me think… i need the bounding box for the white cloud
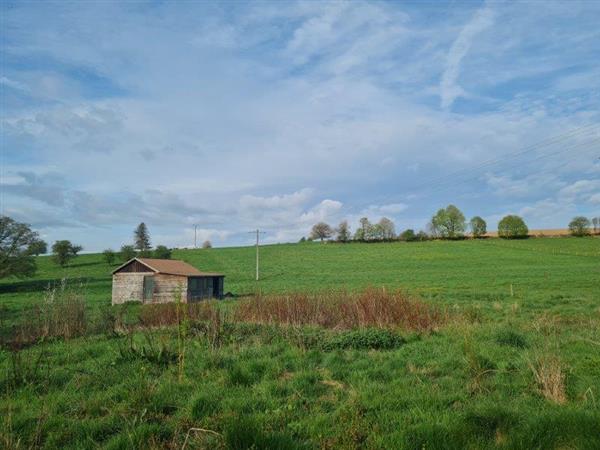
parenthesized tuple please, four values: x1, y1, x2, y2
(485, 172, 565, 199)
(0, 76, 30, 92)
(440, 4, 495, 109)
(2, 1, 600, 250)
(361, 203, 408, 218)
(588, 193, 600, 204)
(239, 189, 313, 211)
(299, 199, 343, 225)
(558, 179, 600, 198)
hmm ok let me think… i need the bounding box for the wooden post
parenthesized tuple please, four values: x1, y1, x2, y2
(255, 229, 259, 281)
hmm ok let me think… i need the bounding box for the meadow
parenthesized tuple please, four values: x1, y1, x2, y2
(1, 237, 600, 449)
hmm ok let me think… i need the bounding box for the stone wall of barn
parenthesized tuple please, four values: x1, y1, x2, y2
(153, 274, 188, 303)
(111, 272, 150, 304)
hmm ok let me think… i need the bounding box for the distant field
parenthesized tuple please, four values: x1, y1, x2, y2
(484, 228, 572, 237)
(2, 237, 599, 321)
(1, 237, 600, 449)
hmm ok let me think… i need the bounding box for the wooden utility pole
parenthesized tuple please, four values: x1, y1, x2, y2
(249, 229, 265, 281)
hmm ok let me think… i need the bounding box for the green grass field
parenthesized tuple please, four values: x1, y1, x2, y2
(1, 238, 600, 449)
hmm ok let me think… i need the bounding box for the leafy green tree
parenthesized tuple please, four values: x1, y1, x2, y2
(134, 222, 151, 255)
(27, 240, 48, 256)
(400, 229, 417, 242)
(470, 216, 487, 238)
(371, 223, 383, 240)
(498, 215, 529, 239)
(354, 217, 373, 241)
(154, 245, 172, 259)
(431, 205, 466, 239)
(202, 240, 212, 249)
(0, 216, 44, 278)
(568, 216, 591, 237)
(336, 221, 351, 242)
(120, 244, 137, 261)
(299, 237, 307, 243)
(310, 222, 333, 242)
(416, 231, 430, 241)
(103, 249, 116, 265)
(52, 240, 83, 267)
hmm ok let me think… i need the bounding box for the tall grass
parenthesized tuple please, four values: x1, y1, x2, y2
(529, 353, 567, 404)
(234, 288, 446, 333)
(2, 279, 87, 350)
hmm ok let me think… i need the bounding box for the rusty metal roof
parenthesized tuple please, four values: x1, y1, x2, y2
(113, 257, 224, 277)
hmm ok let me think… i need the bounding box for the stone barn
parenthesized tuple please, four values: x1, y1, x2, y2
(111, 258, 224, 305)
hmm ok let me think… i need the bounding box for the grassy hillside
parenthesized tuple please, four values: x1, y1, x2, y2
(1, 237, 600, 449)
(2, 237, 599, 321)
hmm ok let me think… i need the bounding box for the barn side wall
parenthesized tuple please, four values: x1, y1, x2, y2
(153, 274, 188, 303)
(112, 272, 151, 305)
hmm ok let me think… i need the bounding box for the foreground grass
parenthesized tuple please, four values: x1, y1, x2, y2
(2, 315, 600, 449)
(1, 237, 600, 448)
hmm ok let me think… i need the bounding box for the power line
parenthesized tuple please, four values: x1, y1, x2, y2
(416, 136, 600, 198)
(406, 123, 600, 196)
(368, 123, 600, 206)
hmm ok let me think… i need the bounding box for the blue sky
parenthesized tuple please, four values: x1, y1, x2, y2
(1, 0, 599, 251)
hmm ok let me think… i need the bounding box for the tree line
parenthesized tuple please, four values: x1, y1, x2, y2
(306, 206, 600, 243)
(0, 216, 84, 278)
(1, 211, 599, 280)
(0, 217, 178, 279)
(102, 222, 175, 265)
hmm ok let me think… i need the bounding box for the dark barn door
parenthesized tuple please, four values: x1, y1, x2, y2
(188, 277, 220, 301)
(143, 276, 154, 302)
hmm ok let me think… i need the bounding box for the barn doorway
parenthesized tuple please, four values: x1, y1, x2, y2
(143, 275, 154, 302)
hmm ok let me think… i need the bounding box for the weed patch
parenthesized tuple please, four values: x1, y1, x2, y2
(235, 288, 446, 333)
(495, 329, 528, 348)
(529, 353, 567, 404)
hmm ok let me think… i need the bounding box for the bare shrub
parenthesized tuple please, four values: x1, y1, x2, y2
(234, 288, 446, 333)
(39, 279, 87, 339)
(137, 302, 218, 328)
(3, 279, 87, 349)
(529, 354, 567, 404)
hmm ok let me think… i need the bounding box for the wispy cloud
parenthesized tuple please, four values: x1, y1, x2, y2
(439, 3, 495, 109)
(2, 0, 600, 249)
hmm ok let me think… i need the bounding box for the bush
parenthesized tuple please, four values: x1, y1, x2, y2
(120, 245, 136, 261)
(568, 216, 591, 237)
(400, 229, 417, 242)
(470, 216, 487, 238)
(416, 231, 430, 241)
(498, 215, 529, 239)
(102, 249, 116, 265)
(153, 245, 172, 259)
(322, 328, 405, 351)
(495, 329, 528, 348)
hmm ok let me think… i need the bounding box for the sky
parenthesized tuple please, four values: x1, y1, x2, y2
(1, 0, 600, 251)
